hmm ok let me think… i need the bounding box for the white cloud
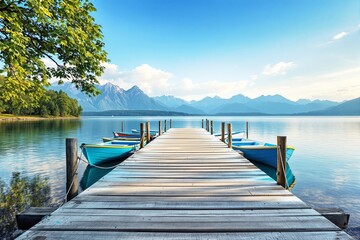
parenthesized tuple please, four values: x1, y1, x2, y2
(98, 63, 250, 101)
(99, 63, 172, 95)
(41, 57, 58, 68)
(250, 74, 258, 80)
(333, 31, 348, 40)
(253, 67, 360, 101)
(166, 78, 250, 101)
(263, 62, 295, 76)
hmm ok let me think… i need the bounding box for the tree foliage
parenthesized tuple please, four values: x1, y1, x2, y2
(0, 172, 51, 238)
(1, 88, 82, 116)
(0, 0, 107, 109)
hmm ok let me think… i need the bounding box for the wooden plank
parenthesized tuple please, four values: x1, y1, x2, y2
(53, 208, 319, 217)
(63, 195, 310, 209)
(17, 231, 353, 240)
(29, 215, 339, 232)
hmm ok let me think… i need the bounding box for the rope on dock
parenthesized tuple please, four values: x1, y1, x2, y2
(59, 157, 80, 207)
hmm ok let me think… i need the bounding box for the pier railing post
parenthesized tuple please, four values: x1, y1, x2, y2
(227, 123, 232, 148)
(158, 120, 162, 136)
(221, 122, 225, 142)
(66, 138, 78, 202)
(164, 120, 167, 132)
(277, 136, 287, 188)
(146, 122, 151, 143)
(140, 123, 145, 149)
(121, 121, 124, 132)
(210, 120, 214, 135)
(202, 119, 204, 128)
(246, 121, 249, 139)
(170, 119, 172, 129)
(206, 119, 209, 132)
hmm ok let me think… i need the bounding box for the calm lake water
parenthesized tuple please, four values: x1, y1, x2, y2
(1, 116, 359, 236)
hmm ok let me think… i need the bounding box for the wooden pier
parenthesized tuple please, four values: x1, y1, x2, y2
(18, 128, 351, 239)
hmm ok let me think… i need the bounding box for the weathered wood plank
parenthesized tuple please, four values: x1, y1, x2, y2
(29, 215, 339, 232)
(17, 231, 353, 240)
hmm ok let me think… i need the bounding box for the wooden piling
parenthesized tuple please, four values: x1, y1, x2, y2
(164, 120, 167, 132)
(206, 119, 209, 132)
(277, 136, 287, 188)
(246, 121, 249, 139)
(227, 123, 232, 148)
(121, 121, 124, 132)
(146, 122, 151, 143)
(140, 123, 145, 149)
(158, 121, 162, 136)
(170, 119, 172, 129)
(221, 122, 225, 142)
(66, 138, 78, 202)
(201, 119, 204, 128)
(210, 120, 214, 135)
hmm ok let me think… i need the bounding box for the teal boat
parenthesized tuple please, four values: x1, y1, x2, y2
(81, 140, 140, 166)
(230, 139, 295, 168)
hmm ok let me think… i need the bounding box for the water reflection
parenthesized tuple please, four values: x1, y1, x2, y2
(0, 172, 51, 238)
(0, 116, 359, 237)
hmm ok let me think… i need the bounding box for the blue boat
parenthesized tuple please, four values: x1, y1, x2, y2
(81, 140, 140, 166)
(230, 139, 295, 168)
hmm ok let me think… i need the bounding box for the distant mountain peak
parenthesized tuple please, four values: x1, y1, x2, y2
(127, 85, 142, 91)
(102, 82, 124, 93)
(126, 85, 145, 95)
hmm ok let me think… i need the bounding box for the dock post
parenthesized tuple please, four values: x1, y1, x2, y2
(140, 123, 145, 149)
(221, 122, 225, 142)
(66, 138, 78, 202)
(202, 119, 204, 128)
(164, 120, 167, 132)
(277, 136, 287, 188)
(121, 121, 124, 132)
(146, 122, 151, 143)
(227, 123, 232, 148)
(158, 121, 162, 136)
(206, 119, 209, 132)
(210, 120, 214, 135)
(246, 121, 249, 139)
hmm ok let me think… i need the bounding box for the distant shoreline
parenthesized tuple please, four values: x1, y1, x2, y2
(0, 115, 79, 121)
(81, 110, 360, 117)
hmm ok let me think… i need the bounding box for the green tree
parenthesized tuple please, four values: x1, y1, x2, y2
(0, 0, 107, 110)
(0, 172, 50, 238)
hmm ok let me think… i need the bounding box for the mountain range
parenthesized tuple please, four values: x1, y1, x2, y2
(49, 82, 359, 116)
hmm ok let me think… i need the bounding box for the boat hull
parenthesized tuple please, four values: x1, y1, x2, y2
(232, 142, 295, 168)
(81, 143, 137, 165)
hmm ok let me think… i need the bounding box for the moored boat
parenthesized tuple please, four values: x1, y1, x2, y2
(230, 139, 295, 168)
(131, 129, 158, 135)
(81, 140, 140, 166)
(113, 132, 141, 138)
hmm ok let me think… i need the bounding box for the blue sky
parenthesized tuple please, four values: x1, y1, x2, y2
(90, 0, 360, 101)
